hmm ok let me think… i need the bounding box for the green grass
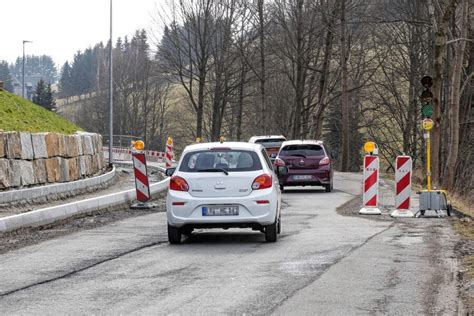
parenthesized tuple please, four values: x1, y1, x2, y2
(0, 90, 81, 134)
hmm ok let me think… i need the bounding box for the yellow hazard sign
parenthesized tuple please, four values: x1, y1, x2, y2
(422, 118, 433, 131)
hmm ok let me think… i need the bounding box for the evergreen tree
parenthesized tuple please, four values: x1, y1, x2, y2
(32, 79, 55, 110)
(11, 55, 57, 83)
(59, 61, 73, 97)
(0, 61, 14, 92)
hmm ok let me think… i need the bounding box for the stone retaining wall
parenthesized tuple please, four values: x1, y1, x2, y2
(0, 131, 105, 190)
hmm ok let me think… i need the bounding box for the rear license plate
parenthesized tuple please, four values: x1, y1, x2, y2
(202, 206, 239, 216)
(293, 175, 312, 180)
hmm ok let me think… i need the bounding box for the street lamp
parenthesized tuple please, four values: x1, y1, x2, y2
(108, 0, 114, 166)
(22, 40, 32, 99)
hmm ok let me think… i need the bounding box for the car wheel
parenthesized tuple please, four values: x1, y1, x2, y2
(265, 221, 278, 242)
(168, 224, 182, 244)
(325, 183, 332, 192)
(277, 214, 281, 234)
(182, 227, 194, 236)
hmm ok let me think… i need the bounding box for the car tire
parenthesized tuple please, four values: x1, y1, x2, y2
(265, 221, 278, 242)
(325, 183, 332, 192)
(277, 214, 281, 234)
(168, 224, 182, 244)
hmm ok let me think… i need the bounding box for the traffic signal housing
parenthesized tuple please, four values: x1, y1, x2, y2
(420, 76, 433, 118)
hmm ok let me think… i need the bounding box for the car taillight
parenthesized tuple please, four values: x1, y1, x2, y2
(170, 176, 189, 191)
(252, 174, 272, 190)
(274, 158, 285, 166)
(319, 156, 330, 166)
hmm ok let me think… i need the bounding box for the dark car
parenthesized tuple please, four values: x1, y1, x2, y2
(275, 140, 333, 192)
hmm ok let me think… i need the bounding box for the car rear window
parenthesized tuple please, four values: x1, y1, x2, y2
(179, 150, 262, 172)
(254, 138, 286, 148)
(280, 144, 325, 157)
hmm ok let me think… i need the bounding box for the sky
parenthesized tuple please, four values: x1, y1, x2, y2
(1, 0, 165, 68)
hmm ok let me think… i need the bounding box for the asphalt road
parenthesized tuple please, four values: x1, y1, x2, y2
(0, 172, 461, 314)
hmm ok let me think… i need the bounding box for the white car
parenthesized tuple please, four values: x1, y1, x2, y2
(165, 142, 287, 244)
(248, 135, 287, 160)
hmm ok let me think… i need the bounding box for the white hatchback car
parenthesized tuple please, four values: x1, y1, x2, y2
(165, 142, 287, 244)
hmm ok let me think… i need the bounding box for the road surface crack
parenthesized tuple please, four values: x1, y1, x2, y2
(0, 240, 167, 298)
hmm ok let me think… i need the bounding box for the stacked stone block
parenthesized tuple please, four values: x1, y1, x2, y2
(0, 132, 105, 190)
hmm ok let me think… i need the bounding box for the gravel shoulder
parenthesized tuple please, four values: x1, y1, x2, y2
(336, 176, 471, 314)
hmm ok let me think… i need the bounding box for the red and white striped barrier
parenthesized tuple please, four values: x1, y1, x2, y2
(132, 151, 151, 202)
(165, 137, 174, 168)
(103, 147, 166, 163)
(391, 156, 414, 217)
(359, 155, 381, 215)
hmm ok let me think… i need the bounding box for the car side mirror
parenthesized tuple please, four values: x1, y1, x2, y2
(270, 153, 277, 159)
(276, 166, 288, 176)
(165, 167, 176, 177)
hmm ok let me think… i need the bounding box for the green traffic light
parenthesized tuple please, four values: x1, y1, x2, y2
(422, 104, 433, 118)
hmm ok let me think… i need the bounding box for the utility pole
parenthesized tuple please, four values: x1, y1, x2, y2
(22, 40, 32, 99)
(108, 0, 114, 166)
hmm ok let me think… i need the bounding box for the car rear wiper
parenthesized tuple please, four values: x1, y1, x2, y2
(197, 168, 229, 175)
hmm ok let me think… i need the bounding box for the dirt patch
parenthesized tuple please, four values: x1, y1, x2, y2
(0, 195, 166, 255)
(335, 195, 392, 222)
(453, 217, 474, 313)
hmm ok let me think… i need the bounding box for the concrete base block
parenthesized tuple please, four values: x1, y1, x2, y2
(131, 202, 158, 209)
(359, 207, 381, 215)
(390, 209, 415, 218)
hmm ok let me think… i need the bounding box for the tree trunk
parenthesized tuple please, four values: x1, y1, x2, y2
(431, 0, 459, 186)
(442, 0, 468, 189)
(236, 66, 246, 141)
(292, 0, 305, 139)
(258, 0, 266, 134)
(340, 0, 350, 172)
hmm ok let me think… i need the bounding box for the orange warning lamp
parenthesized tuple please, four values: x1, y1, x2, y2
(363, 141, 376, 154)
(167, 137, 173, 146)
(132, 140, 145, 151)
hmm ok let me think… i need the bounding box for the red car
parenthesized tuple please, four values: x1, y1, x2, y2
(275, 140, 333, 192)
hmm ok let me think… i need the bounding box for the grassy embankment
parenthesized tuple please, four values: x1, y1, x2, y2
(0, 90, 81, 134)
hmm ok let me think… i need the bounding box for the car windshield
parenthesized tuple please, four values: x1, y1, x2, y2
(254, 138, 286, 148)
(280, 144, 325, 157)
(179, 150, 262, 172)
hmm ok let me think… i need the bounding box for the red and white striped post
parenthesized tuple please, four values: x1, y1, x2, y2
(359, 155, 381, 215)
(132, 152, 151, 203)
(165, 137, 174, 168)
(391, 156, 414, 217)
(130, 140, 156, 209)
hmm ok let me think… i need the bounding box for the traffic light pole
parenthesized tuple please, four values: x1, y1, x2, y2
(425, 131, 431, 191)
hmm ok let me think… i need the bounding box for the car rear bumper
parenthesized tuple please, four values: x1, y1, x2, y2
(278, 169, 331, 186)
(166, 189, 278, 228)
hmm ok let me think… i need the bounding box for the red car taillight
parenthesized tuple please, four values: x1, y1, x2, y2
(170, 176, 189, 191)
(274, 158, 285, 166)
(319, 156, 330, 166)
(252, 174, 272, 190)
